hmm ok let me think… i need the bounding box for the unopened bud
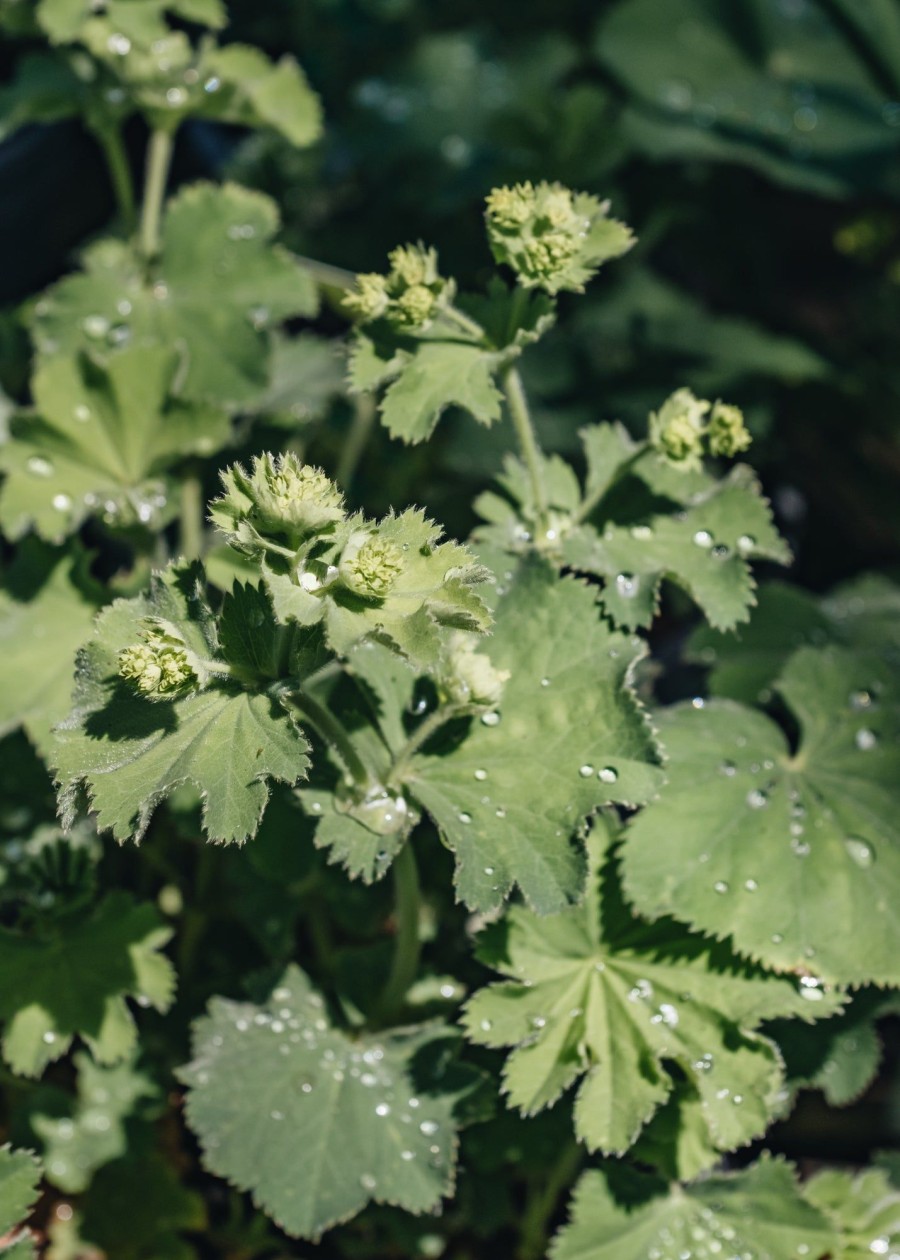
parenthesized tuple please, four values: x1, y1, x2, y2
(118, 632, 197, 697)
(443, 632, 509, 707)
(339, 530, 405, 600)
(648, 388, 710, 472)
(707, 401, 751, 458)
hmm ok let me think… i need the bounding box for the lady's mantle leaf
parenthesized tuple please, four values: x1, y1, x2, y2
(378, 342, 503, 444)
(0, 347, 229, 541)
(463, 819, 836, 1157)
(0, 539, 104, 757)
(181, 965, 478, 1240)
(549, 1157, 837, 1260)
(622, 645, 900, 985)
(0, 892, 174, 1077)
(804, 1167, 900, 1258)
(0, 1145, 41, 1258)
(29, 182, 317, 407)
(409, 560, 663, 915)
(53, 565, 310, 844)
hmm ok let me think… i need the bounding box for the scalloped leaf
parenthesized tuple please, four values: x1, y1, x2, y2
(180, 964, 479, 1240)
(408, 559, 663, 914)
(199, 43, 322, 147)
(30, 183, 317, 407)
(0, 892, 174, 1077)
(53, 565, 311, 844)
(550, 1157, 837, 1260)
(0, 538, 105, 757)
(804, 1167, 900, 1258)
(622, 645, 900, 985)
(379, 341, 503, 444)
(0, 347, 229, 541)
(0, 1146, 41, 1251)
(463, 818, 836, 1156)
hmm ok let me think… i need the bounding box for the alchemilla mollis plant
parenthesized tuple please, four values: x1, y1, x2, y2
(0, 2, 899, 1256)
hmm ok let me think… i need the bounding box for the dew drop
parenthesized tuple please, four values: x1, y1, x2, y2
(52, 493, 72, 511)
(74, 404, 91, 422)
(615, 573, 638, 598)
(82, 314, 110, 339)
(855, 728, 877, 751)
(42, 1031, 57, 1045)
(693, 529, 714, 548)
(719, 760, 736, 776)
(166, 86, 188, 107)
(598, 766, 618, 784)
(631, 524, 654, 541)
(419, 1120, 439, 1136)
(479, 1018, 492, 1033)
(360, 1173, 377, 1191)
(737, 534, 756, 555)
(458, 812, 472, 825)
(746, 788, 768, 809)
(713, 880, 729, 894)
(401, 1149, 415, 1161)
(540, 677, 550, 687)
(473, 769, 487, 781)
(483, 866, 494, 875)
(481, 711, 500, 727)
(375, 1103, 390, 1117)
(845, 836, 874, 868)
(270, 1109, 284, 1121)
(791, 838, 811, 857)
(27, 456, 54, 477)
(771, 932, 784, 944)
(579, 765, 594, 778)
(107, 32, 131, 54)
(744, 878, 758, 892)
(711, 543, 730, 558)
(799, 976, 825, 1001)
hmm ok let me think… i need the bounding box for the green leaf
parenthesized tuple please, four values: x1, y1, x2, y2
(804, 1168, 900, 1258)
(378, 341, 503, 444)
(0, 539, 105, 757)
(30, 183, 318, 407)
(563, 464, 790, 630)
(200, 44, 322, 147)
(0, 1146, 41, 1249)
(36, 0, 225, 43)
(408, 560, 663, 914)
(0, 348, 229, 541)
(0, 50, 86, 141)
(622, 644, 900, 985)
(53, 565, 311, 844)
(181, 964, 478, 1239)
(464, 818, 833, 1156)
(34, 1051, 157, 1192)
(0, 891, 174, 1076)
(550, 1157, 837, 1260)
(247, 332, 346, 427)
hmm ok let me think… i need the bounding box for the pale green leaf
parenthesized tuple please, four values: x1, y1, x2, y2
(30, 183, 317, 407)
(0, 347, 229, 541)
(563, 465, 790, 630)
(0, 539, 104, 757)
(464, 818, 832, 1156)
(248, 332, 346, 427)
(379, 342, 503, 443)
(0, 892, 174, 1076)
(181, 964, 477, 1239)
(804, 1168, 900, 1259)
(0, 1146, 41, 1242)
(408, 560, 663, 914)
(53, 565, 311, 844)
(550, 1157, 837, 1260)
(201, 44, 322, 147)
(34, 1052, 157, 1192)
(622, 645, 900, 985)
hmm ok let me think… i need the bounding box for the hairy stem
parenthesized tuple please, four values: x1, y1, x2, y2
(517, 1140, 583, 1260)
(280, 685, 374, 790)
(387, 703, 475, 789)
(336, 392, 376, 492)
(442, 304, 486, 341)
(94, 123, 136, 231)
(178, 471, 204, 560)
(140, 128, 174, 261)
(295, 254, 356, 291)
(378, 843, 421, 1022)
(501, 364, 549, 536)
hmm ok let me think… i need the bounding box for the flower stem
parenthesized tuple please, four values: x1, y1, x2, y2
(442, 304, 486, 342)
(387, 703, 475, 789)
(295, 254, 356, 291)
(501, 364, 549, 536)
(378, 843, 421, 1023)
(140, 128, 174, 261)
(516, 1140, 583, 1260)
(93, 123, 136, 232)
(179, 471, 204, 561)
(279, 685, 374, 790)
(336, 392, 376, 492)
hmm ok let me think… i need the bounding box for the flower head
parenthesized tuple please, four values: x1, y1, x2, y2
(648, 388, 711, 472)
(442, 632, 509, 707)
(118, 631, 197, 697)
(707, 401, 752, 458)
(339, 530, 406, 600)
(343, 243, 452, 331)
(215, 454, 345, 551)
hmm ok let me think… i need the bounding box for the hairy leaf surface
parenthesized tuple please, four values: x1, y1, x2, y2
(623, 645, 900, 984)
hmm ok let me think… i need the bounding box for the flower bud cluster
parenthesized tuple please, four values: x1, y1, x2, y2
(339, 530, 405, 600)
(485, 181, 633, 295)
(213, 454, 345, 554)
(118, 630, 197, 697)
(441, 632, 509, 708)
(343, 244, 453, 331)
(648, 389, 751, 471)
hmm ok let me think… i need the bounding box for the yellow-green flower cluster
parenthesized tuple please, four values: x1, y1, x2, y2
(343, 244, 453, 331)
(213, 454, 345, 554)
(649, 389, 751, 471)
(442, 632, 510, 707)
(485, 181, 634, 295)
(339, 530, 405, 600)
(118, 631, 197, 697)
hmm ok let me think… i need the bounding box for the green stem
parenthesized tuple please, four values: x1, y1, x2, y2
(501, 364, 549, 536)
(295, 254, 357, 291)
(336, 392, 376, 492)
(517, 1140, 583, 1260)
(387, 703, 474, 789)
(179, 471, 204, 561)
(378, 843, 421, 1023)
(279, 685, 373, 789)
(442, 304, 486, 342)
(571, 444, 647, 527)
(140, 128, 174, 261)
(94, 123, 136, 231)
